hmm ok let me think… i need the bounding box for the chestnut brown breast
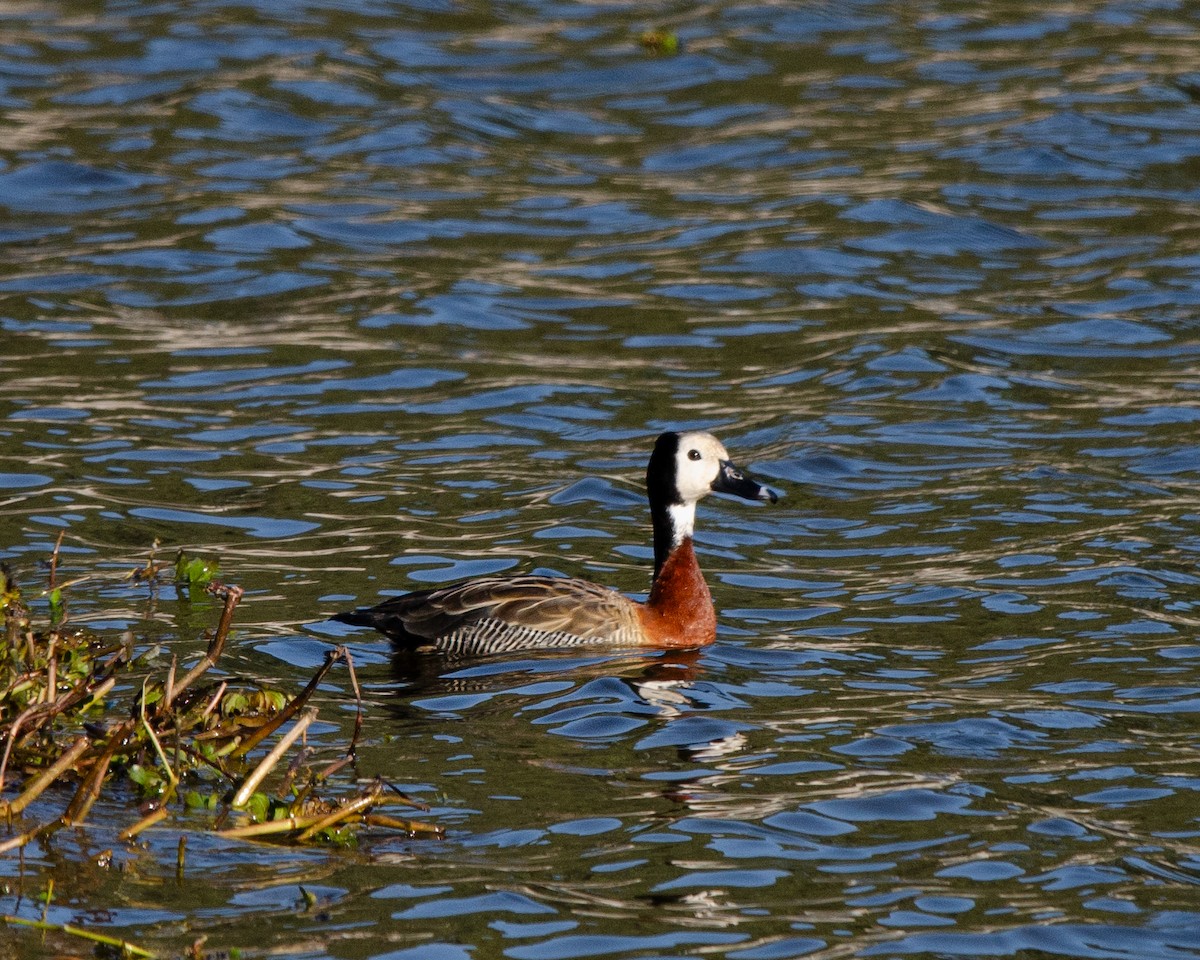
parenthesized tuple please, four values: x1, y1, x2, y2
(637, 538, 717, 648)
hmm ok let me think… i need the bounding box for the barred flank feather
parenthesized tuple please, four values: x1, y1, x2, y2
(437, 619, 626, 657)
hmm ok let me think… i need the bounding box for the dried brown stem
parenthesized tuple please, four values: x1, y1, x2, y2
(1, 736, 91, 817)
(164, 655, 176, 710)
(63, 731, 124, 825)
(363, 814, 444, 836)
(384, 780, 432, 812)
(296, 780, 383, 842)
(1, 912, 155, 958)
(0, 665, 117, 792)
(217, 813, 326, 840)
(341, 646, 364, 756)
(315, 754, 354, 782)
(0, 702, 44, 793)
(231, 708, 317, 809)
(119, 805, 169, 842)
(48, 530, 64, 590)
(277, 746, 312, 798)
(233, 648, 338, 758)
(162, 582, 243, 711)
(0, 820, 57, 854)
(200, 680, 227, 719)
(44, 633, 56, 706)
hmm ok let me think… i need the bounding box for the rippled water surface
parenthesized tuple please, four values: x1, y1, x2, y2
(2, 0, 1200, 957)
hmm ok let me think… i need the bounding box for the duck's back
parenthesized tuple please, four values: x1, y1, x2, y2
(334, 574, 647, 656)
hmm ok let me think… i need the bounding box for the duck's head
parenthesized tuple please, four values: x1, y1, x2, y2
(645, 431, 777, 578)
(647, 430, 778, 509)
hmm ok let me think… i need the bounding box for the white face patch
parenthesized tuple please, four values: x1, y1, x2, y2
(672, 431, 729, 504)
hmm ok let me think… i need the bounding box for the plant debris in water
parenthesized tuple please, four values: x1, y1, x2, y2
(638, 29, 680, 54)
(0, 542, 442, 958)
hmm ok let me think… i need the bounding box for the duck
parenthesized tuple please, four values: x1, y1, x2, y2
(332, 431, 777, 655)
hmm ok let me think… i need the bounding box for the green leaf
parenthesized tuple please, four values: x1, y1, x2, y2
(48, 587, 63, 625)
(127, 764, 153, 788)
(244, 791, 270, 823)
(184, 790, 218, 810)
(194, 558, 218, 586)
(175, 552, 219, 590)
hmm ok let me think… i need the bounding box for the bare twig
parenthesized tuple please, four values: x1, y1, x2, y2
(0, 704, 41, 793)
(315, 754, 355, 782)
(1, 736, 91, 817)
(63, 731, 124, 825)
(199, 680, 227, 719)
(234, 648, 339, 758)
(296, 781, 382, 842)
(48, 530, 64, 590)
(277, 746, 312, 799)
(140, 689, 178, 798)
(217, 814, 324, 840)
(0, 672, 118, 791)
(0, 820, 57, 854)
(163, 582, 243, 711)
(383, 780, 431, 811)
(44, 633, 56, 706)
(119, 805, 169, 842)
(1, 912, 155, 958)
(231, 709, 317, 810)
(363, 814, 444, 837)
(342, 646, 364, 757)
(163, 654, 176, 711)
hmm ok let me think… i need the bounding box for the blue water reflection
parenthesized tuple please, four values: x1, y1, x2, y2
(2, 0, 1200, 958)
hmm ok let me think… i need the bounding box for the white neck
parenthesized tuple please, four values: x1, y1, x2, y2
(667, 502, 695, 546)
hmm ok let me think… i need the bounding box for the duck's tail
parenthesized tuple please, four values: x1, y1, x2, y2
(330, 600, 428, 647)
(330, 608, 376, 628)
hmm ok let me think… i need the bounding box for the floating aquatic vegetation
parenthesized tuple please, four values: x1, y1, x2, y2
(174, 548, 219, 595)
(638, 30, 680, 55)
(0, 541, 441, 957)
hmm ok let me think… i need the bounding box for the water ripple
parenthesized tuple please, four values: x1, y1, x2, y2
(2, 1, 1200, 958)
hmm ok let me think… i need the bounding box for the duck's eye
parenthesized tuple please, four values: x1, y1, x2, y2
(687, 449, 702, 461)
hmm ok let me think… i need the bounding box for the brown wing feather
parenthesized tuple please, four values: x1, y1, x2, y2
(335, 575, 645, 651)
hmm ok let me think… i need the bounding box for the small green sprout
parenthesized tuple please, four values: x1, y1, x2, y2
(47, 587, 63, 625)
